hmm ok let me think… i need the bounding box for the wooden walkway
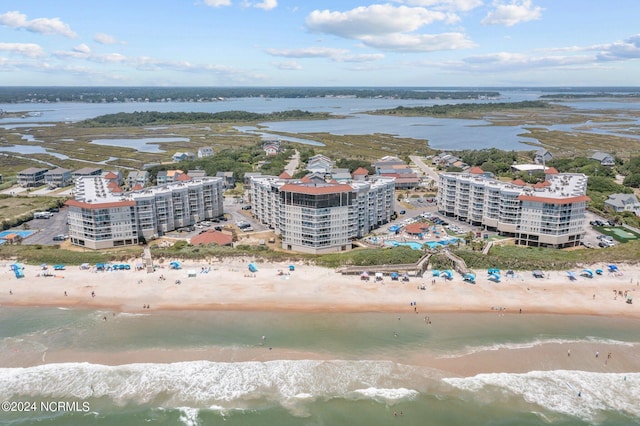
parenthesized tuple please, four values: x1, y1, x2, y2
(336, 252, 432, 276)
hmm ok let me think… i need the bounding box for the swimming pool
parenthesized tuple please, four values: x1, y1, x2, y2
(385, 238, 459, 250)
(0, 230, 37, 239)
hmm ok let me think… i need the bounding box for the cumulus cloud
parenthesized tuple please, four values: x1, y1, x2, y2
(305, 4, 471, 53)
(203, 0, 232, 7)
(595, 34, 640, 61)
(0, 42, 44, 57)
(272, 60, 302, 70)
(306, 4, 450, 38)
(0, 10, 77, 37)
(94, 33, 125, 45)
(361, 32, 475, 52)
(482, 0, 543, 26)
(392, 0, 483, 12)
(250, 0, 278, 10)
(266, 47, 349, 58)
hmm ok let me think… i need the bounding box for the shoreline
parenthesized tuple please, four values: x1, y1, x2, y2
(1, 260, 639, 318)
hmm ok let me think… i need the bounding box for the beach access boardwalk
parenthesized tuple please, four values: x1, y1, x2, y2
(336, 252, 432, 277)
(441, 249, 475, 277)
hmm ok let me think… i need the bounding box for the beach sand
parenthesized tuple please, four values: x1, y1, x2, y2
(1, 259, 638, 317)
(2, 259, 639, 375)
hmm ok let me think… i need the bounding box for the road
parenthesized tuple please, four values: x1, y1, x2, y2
(284, 150, 300, 176)
(409, 155, 438, 187)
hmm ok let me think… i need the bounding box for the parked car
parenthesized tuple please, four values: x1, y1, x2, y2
(241, 205, 252, 210)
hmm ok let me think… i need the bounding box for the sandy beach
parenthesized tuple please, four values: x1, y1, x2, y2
(1, 259, 638, 317)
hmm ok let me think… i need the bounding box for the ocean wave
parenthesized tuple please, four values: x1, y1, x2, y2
(0, 360, 423, 415)
(439, 337, 637, 358)
(443, 370, 640, 422)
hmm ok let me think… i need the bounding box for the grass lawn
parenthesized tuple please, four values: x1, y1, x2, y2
(0, 195, 63, 223)
(595, 226, 640, 243)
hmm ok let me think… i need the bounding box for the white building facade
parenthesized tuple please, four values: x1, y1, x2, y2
(251, 176, 395, 254)
(66, 176, 224, 249)
(438, 170, 589, 248)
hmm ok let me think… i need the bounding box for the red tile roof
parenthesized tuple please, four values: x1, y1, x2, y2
(300, 176, 313, 183)
(131, 184, 144, 191)
(111, 186, 124, 193)
(190, 230, 233, 246)
(352, 167, 369, 176)
(469, 166, 484, 174)
(176, 173, 191, 181)
(405, 222, 430, 234)
(280, 183, 353, 195)
(104, 172, 118, 179)
(279, 171, 292, 179)
(533, 181, 551, 188)
(512, 179, 527, 186)
(544, 167, 559, 174)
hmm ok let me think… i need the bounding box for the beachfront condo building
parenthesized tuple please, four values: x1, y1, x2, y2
(66, 175, 224, 249)
(437, 168, 589, 248)
(250, 176, 395, 254)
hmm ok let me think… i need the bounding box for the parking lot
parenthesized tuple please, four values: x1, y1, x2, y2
(20, 208, 69, 246)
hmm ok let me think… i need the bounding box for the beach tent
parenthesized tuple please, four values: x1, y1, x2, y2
(431, 270, 441, 277)
(53, 265, 65, 271)
(10, 263, 24, 279)
(288, 265, 295, 271)
(360, 271, 370, 281)
(248, 263, 258, 273)
(608, 264, 619, 272)
(532, 270, 544, 279)
(169, 261, 181, 270)
(80, 263, 91, 270)
(488, 273, 501, 283)
(596, 269, 604, 275)
(463, 273, 476, 284)
(375, 272, 384, 281)
(488, 268, 500, 275)
(95, 263, 105, 271)
(390, 272, 399, 281)
(567, 271, 577, 281)
(581, 269, 594, 278)
(440, 270, 453, 280)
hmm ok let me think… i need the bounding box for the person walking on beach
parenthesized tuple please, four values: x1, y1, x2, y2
(567, 349, 571, 357)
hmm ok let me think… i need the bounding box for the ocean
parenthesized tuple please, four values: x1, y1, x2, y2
(1, 307, 639, 425)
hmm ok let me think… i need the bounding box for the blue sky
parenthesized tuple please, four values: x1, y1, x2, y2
(1, 0, 639, 86)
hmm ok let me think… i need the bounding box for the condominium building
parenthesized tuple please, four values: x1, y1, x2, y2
(44, 168, 72, 188)
(251, 176, 395, 254)
(438, 168, 589, 248)
(66, 175, 224, 249)
(17, 167, 48, 187)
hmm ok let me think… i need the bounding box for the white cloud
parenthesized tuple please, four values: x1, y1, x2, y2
(393, 0, 483, 12)
(595, 34, 640, 61)
(272, 60, 302, 70)
(361, 32, 475, 52)
(0, 10, 77, 37)
(0, 42, 45, 58)
(482, 0, 543, 26)
(266, 47, 349, 58)
(252, 0, 278, 10)
(338, 53, 385, 62)
(203, 0, 232, 7)
(306, 4, 449, 38)
(73, 43, 92, 54)
(94, 33, 125, 45)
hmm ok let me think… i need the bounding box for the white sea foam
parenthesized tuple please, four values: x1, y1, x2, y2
(0, 360, 422, 415)
(443, 370, 640, 422)
(439, 337, 637, 359)
(352, 387, 419, 403)
(177, 407, 200, 426)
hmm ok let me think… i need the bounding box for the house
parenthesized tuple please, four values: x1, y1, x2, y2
(262, 139, 281, 156)
(373, 156, 405, 169)
(72, 167, 102, 182)
(306, 154, 334, 174)
(187, 170, 207, 179)
(103, 170, 124, 186)
(172, 152, 194, 162)
(17, 167, 48, 187)
(44, 168, 72, 188)
(157, 169, 185, 185)
(590, 151, 615, 166)
(605, 193, 640, 215)
(243, 172, 263, 186)
(352, 167, 369, 181)
(126, 171, 149, 188)
(197, 147, 214, 158)
(216, 171, 235, 189)
(534, 148, 553, 165)
(330, 168, 352, 182)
